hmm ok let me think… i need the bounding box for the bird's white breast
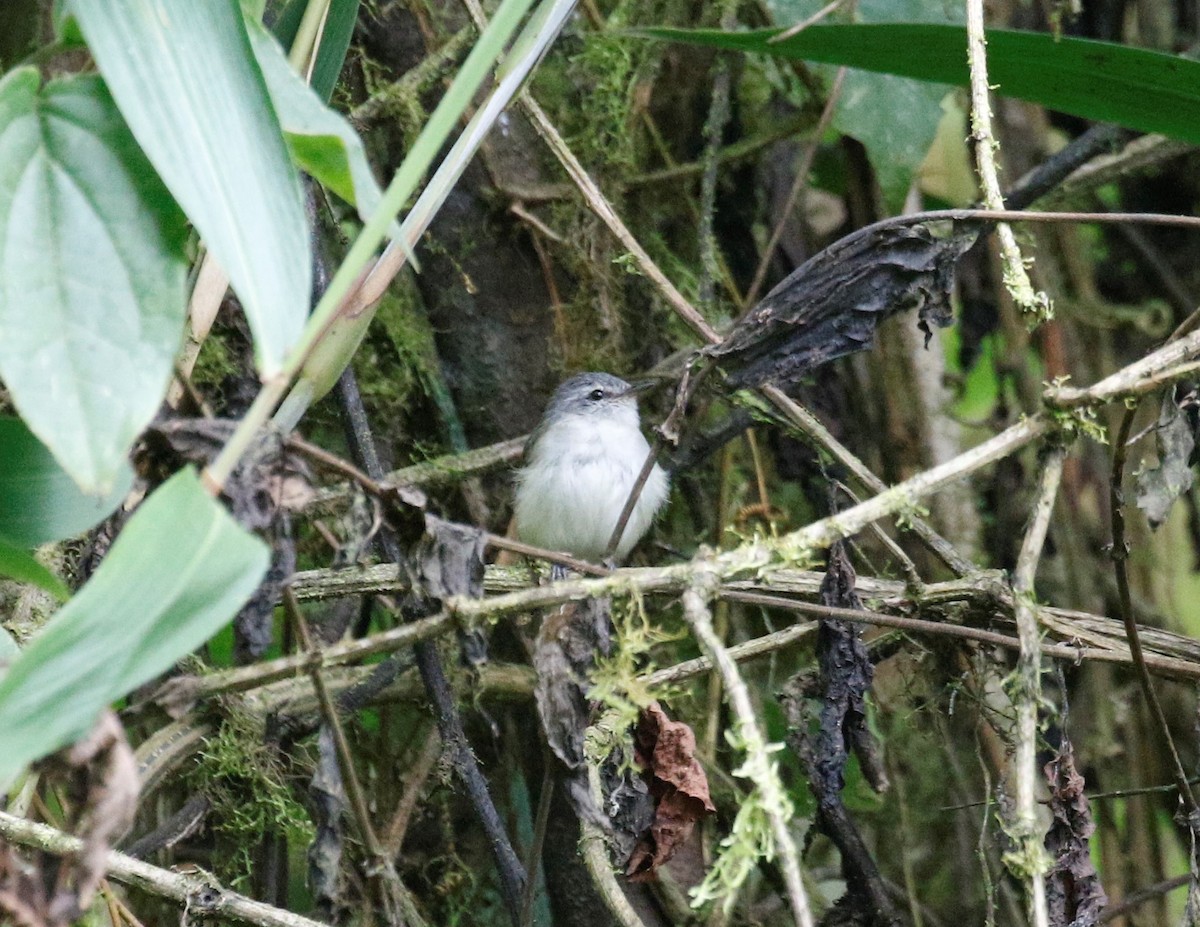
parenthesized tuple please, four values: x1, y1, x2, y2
(513, 412, 668, 561)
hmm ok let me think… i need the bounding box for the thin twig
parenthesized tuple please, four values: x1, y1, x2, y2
(1098, 874, 1191, 923)
(383, 725, 442, 855)
(485, 532, 611, 577)
(288, 434, 387, 497)
(744, 67, 846, 307)
(965, 0, 1050, 321)
(1008, 449, 1064, 927)
(0, 811, 329, 927)
(283, 589, 384, 858)
(283, 589, 429, 926)
(682, 578, 814, 927)
(768, 0, 845, 42)
(520, 765, 554, 927)
(1109, 403, 1199, 814)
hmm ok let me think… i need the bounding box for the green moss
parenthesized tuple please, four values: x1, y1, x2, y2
(190, 328, 240, 395)
(189, 704, 314, 889)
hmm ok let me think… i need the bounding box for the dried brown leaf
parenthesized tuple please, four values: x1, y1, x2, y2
(625, 702, 714, 881)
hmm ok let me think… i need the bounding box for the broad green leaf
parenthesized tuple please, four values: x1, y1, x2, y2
(767, 0, 959, 209)
(68, 0, 312, 376)
(0, 538, 69, 603)
(248, 20, 391, 228)
(0, 69, 188, 494)
(0, 417, 132, 548)
(640, 24, 1200, 147)
(0, 468, 269, 786)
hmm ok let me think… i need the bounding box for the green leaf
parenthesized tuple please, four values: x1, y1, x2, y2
(68, 0, 312, 376)
(0, 417, 132, 548)
(0, 69, 188, 494)
(272, 0, 361, 103)
(766, 0, 958, 208)
(0, 468, 269, 786)
(0, 538, 69, 603)
(247, 20, 391, 228)
(640, 24, 1200, 147)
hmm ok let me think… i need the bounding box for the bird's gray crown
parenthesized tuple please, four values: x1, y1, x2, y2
(543, 372, 636, 421)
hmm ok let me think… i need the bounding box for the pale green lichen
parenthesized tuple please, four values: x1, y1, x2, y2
(690, 722, 794, 912)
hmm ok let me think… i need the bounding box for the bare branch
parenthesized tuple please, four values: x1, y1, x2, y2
(0, 812, 330, 927)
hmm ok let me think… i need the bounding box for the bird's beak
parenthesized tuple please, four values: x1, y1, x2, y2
(621, 379, 655, 399)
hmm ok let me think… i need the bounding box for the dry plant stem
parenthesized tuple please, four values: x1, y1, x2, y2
(1047, 326, 1200, 408)
(183, 559, 1200, 706)
(521, 95, 718, 341)
(758, 385, 975, 576)
(384, 726, 441, 854)
(603, 441, 665, 560)
(287, 434, 386, 497)
(768, 0, 845, 42)
(872, 206, 1200, 233)
(307, 436, 527, 512)
(1109, 405, 1199, 813)
(579, 818, 650, 926)
(486, 532, 610, 577)
(283, 589, 384, 859)
(682, 579, 813, 927)
(1098, 874, 1191, 923)
(1044, 134, 1192, 209)
(1009, 449, 1064, 927)
(626, 114, 811, 189)
(285, 591, 429, 926)
(0, 811, 328, 927)
(520, 766, 554, 927)
(965, 0, 1048, 320)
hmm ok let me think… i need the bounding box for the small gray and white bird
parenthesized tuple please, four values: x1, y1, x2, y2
(513, 372, 669, 562)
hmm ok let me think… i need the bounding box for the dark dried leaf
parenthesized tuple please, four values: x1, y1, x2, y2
(781, 544, 898, 926)
(812, 544, 882, 798)
(234, 517, 295, 664)
(142, 417, 314, 529)
(415, 515, 489, 666)
(624, 703, 714, 881)
(711, 222, 976, 388)
(308, 726, 348, 923)
(0, 712, 138, 927)
(1043, 739, 1107, 927)
(600, 756, 655, 864)
(1135, 390, 1196, 529)
(534, 601, 609, 770)
(416, 514, 486, 600)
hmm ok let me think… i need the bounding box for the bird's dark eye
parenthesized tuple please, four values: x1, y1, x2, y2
(588, 388, 605, 401)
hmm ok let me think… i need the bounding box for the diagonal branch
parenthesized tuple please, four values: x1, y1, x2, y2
(0, 811, 329, 927)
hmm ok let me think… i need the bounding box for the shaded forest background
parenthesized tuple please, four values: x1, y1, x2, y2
(6, 0, 1200, 924)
